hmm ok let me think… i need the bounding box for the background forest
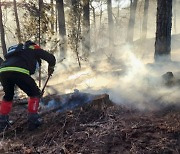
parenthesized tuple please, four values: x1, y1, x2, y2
(0, 0, 179, 62)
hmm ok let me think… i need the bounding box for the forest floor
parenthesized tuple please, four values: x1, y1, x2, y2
(0, 92, 179, 154)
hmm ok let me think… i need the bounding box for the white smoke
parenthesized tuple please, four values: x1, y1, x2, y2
(45, 42, 180, 111)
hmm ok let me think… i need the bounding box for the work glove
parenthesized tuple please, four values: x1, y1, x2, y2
(48, 66, 54, 76)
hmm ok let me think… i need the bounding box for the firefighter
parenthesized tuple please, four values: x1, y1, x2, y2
(0, 40, 56, 131)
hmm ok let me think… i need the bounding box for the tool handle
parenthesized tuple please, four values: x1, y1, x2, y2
(40, 74, 51, 97)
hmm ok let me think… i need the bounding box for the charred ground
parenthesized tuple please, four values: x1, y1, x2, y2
(0, 94, 179, 154)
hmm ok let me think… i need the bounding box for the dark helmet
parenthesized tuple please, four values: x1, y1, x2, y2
(24, 40, 41, 49)
(24, 40, 36, 49)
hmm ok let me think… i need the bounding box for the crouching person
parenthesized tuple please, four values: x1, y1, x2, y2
(0, 40, 56, 131)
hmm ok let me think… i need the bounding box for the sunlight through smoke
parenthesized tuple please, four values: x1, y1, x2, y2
(121, 49, 147, 82)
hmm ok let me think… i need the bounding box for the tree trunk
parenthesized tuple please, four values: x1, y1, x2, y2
(0, 0, 7, 56)
(107, 0, 114, 46)
(56, 0, 66, 59)
(38, 0, 43, 45)
(154, 0, 172, 62)
(82, 0, 90, 57)
(141, 0, 149, 40)
(13, 0, 21, 43)
(91, 3, 97, 51)
(70, 0, 81, 68)
(173, 0, 177, 33)
(56, 0, 66, 37)
(55, 4, 58, 32)
(50, 0, 55, 33)
(117, 1, 120, 18)
(99, 1, 103, 27)
(38, 0, 43, 88)
(126, 0, 138, 43)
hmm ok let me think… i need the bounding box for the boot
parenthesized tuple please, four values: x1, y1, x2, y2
(0, 115, 9, 132)
(0, 100, 12, 132)
(27, 97, 42, 131)
(28, 113, 43, 131)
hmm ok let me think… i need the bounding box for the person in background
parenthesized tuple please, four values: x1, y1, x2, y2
(0, 40, 56, 131)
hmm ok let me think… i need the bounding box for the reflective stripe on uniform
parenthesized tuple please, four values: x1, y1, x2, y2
(0, 67, 30, 75)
